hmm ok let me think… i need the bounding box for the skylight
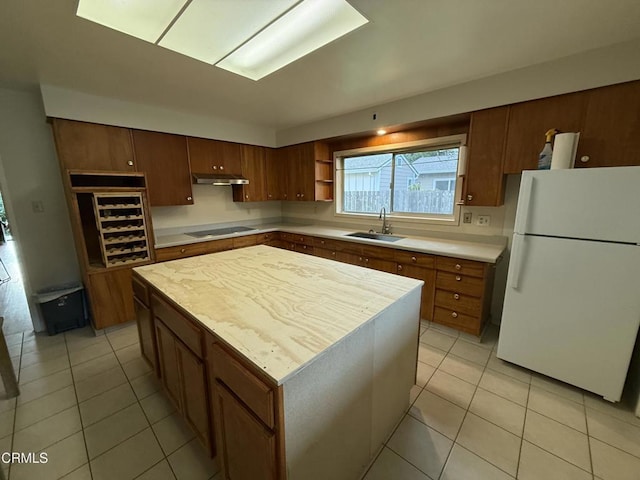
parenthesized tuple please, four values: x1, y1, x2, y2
(76, 0, 368, 80)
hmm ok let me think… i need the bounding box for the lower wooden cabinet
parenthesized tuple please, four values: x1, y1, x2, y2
(86, 268, 135, 329)
(213, 383, 277, 480)
(151, 293, 212, 452)
(134, 297, 157, 372)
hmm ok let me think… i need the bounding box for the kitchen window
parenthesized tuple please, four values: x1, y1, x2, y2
(335, 135, 466, 223)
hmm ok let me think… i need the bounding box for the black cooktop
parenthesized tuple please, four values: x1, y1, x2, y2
(186, 226, 256, 238)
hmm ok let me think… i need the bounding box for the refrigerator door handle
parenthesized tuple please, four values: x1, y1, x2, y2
(510, 234, 526, 290)
(515, 176, 534, 234)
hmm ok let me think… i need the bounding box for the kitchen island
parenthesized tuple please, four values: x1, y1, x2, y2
(133, 245, 423, 480)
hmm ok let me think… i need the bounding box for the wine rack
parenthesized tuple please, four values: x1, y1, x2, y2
(93, 193, 152, 268)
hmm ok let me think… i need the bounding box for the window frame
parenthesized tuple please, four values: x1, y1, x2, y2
(334, 134, 467, 225)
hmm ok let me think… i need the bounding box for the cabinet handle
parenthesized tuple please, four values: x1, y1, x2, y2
(321, 240, 325, 244)
(453, 293, 460, 300)
(580, 156, 590, 163)
(220, 165, 224, 170)
(299, 237, 304, 241)
(455, 275, 462, 281)
(398, 265, 403, 271)
(455, 264, 462, 270)
(268, 194, 272, 198)
(296, 193, 300, 198)
(180, 248, 186, 253)
(212, 165, 217, 170)
(359, 257, 363, 261)
(300, 193, 304, 198)
(364, 258, 369, 263)
(466, 194, 473, 202)
(303, 245, 307, 249)
(127, 160, 134, 166)
(331, 251, 336, 256)
(451, 312, 458, 318)
(411, 256, 417, 263)
(187, 196, 192, 201)
(245, 195, 249, 199)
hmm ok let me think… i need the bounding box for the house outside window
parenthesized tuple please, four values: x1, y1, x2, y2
(335, 135, 466, 224)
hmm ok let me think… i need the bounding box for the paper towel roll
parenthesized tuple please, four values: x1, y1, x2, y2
(551, 132, 580, 170)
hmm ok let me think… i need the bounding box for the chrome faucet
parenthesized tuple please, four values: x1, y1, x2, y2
(379, 207, 391, 234)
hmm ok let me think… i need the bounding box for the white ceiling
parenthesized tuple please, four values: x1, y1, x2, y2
(2, 0, 640, 130)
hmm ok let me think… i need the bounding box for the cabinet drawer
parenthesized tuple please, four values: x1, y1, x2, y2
(433, 306, 480, 334)
(210, 343, 275, 429)
(294, 244, 314, 255)
(232, 234, 258, 249)
(314, 247, 338, 260)
(436, 257, 485, 278)
(132, 275, 149, 306)
(436, 271, 484, 297)
(155, 243, 207, 262)
(152, 294, 203, 358)
(203, 238, 233, 254)
(395, 250, 435, 268)
(259, 232, 280, 245)
(360, 245, 395, 262)
(434, 289, 481, 316)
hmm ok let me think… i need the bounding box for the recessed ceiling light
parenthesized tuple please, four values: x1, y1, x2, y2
(377, 129, 387, 136)
(216, 0, 368, 80)
(159, 0, 299, 64)
(76, 0, 188, 43)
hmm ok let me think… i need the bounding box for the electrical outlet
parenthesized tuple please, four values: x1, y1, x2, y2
(463, 212, 472, 224)
(476, 215, 491, 227)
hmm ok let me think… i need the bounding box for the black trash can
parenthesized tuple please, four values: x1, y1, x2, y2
(34, 283, 88, 335)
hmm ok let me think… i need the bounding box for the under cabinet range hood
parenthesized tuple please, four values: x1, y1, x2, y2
(192, 173, 249, 186)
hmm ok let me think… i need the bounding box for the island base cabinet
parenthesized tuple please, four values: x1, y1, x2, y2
(176, 342, 211, 451)
(155, 321, 182, 409)
(134, 297, 157, 373)
(213, 382, 277, 480)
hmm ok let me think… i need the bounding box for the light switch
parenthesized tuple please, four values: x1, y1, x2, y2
(32, 200, 45, 213)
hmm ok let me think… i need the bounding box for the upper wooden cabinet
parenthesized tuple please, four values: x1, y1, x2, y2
(233, 145, 267, 202)
(132, 130, 194, 206)
(265, 148, 286, 201)
(52, 119, 136, 172)
(281, 141, 331, 201)
(187, 137, 242, 175)
(465, 106, 509, 206)
(577, 81, 640, 168)
(503, 92, 587, 174)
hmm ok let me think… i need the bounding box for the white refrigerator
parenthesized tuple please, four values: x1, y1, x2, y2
(497, 166, 640, 402)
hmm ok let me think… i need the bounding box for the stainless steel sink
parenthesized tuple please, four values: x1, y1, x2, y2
(346, 232, 405, 242)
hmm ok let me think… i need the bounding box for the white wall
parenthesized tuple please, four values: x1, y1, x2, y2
(0, 87, 81, 331)
(151, 185, 282, 232)
(277, 38, 640, 146)
(40, 85, 277, 147)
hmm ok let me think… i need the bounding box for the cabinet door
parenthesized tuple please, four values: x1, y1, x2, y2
(213, 382, 277, 480)
(134, 297, 157, 373)
(176, 341, 211, 451)
(155, 321, 182, 410)
(465, 107, 509, 206)
(187, 137, 242, 175)
(503, 92, 587, 173)
(52, 119, 136, 172)
(577, 81, 640, 168)
(297, 143, 316, 201)
(132, 130, 194, 206)
(265, 148, 285, 200)
(397, 264, 435, 322)
(86, 268, 135, 329)
(233, 145, 267, 202)
(283, 145, 301, 201)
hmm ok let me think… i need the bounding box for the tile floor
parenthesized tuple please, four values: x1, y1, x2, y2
(0, 320, 639, 479)
(0, 323, 220, 479)
(361, 321, 640, 480)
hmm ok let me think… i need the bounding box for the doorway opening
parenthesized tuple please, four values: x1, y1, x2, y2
(0, 189, 33, 334)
